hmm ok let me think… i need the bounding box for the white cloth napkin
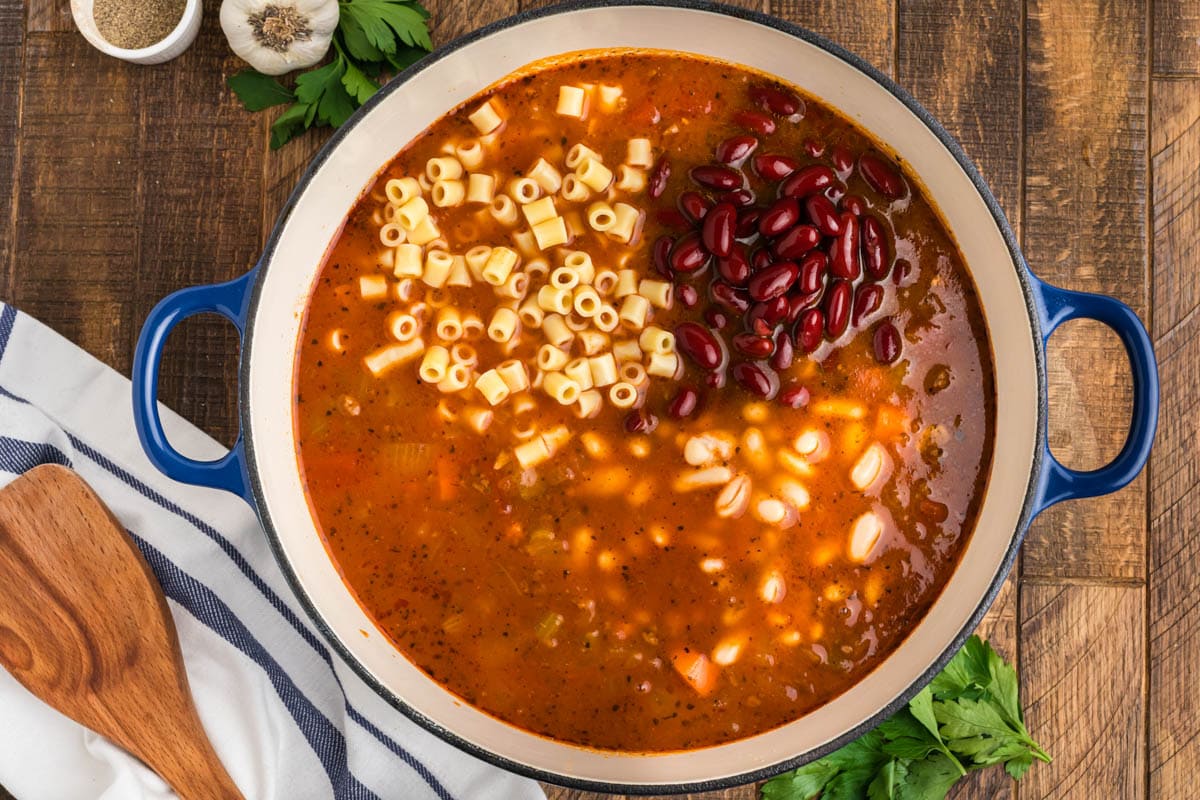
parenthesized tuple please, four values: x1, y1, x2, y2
(0, 302, 545, 800)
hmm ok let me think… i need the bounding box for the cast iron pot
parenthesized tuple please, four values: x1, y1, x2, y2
(131, 2, 1159, 792)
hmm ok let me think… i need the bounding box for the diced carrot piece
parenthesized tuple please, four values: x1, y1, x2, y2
(436, 455, 458, 501)
(875, 404, 908, 440)
(671, 650, 720, 696)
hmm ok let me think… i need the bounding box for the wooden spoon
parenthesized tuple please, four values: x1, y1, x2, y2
(0, 464, 242, 800)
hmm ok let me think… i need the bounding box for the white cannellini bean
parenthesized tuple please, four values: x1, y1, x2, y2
(777, 479, 811, 510)
(673, 466, 733, 491)
(699, 557, 726, 574)
(848, 511, 884, 562)
(715, 474, 751, 518)
(759, 570, 787, 604)
(712, 638, 744, 666)
(793, 429, 831, 461)
(850, 443, 892, 491)
(754, 497, 791, 526)
(683, 433, 734, 467)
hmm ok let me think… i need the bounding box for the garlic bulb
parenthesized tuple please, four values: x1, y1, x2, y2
(220, 0, 339, 76)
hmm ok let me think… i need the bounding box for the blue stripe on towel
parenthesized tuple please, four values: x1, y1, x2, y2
(0, 305, 16, 360)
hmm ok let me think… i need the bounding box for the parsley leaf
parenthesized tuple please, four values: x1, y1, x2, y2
(228, 70, 295, 111)
(228, 0, 432, 148)
(760, 636, 1049, 800)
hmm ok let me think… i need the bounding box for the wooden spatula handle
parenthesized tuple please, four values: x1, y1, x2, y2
(0, 465, 242, 799)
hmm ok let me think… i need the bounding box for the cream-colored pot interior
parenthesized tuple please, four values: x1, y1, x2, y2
(244, 3, 1040, 788)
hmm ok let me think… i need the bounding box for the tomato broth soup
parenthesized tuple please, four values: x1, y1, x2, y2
(294, 51, 995, 752)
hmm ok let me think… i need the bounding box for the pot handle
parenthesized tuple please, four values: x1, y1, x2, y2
(131, 269, 257, 504)
(1029, 276, 1159, 515)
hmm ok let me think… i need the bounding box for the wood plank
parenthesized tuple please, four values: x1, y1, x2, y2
(771, 0, 895, 77)
(1153, 0, 1200, 76)
(1019, 583, 1145, 797)
(0, 0, 24, 302)
(1020, 0, 1148, 581)
(432, 0, 517, 45)
(9, 33, 141, 370)
(895, 3, 1022, 794)
(130, 14, 261, 447)
(1148, 76, 1200, 800)
(26, 0, 71, 33)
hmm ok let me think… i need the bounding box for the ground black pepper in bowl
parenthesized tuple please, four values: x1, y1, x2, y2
(93, 0, 185, 50)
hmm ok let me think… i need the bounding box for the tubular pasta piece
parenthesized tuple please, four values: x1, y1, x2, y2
(407, 216, 440, 246)
(618, 294, 651, 330)
(363, 338, 425, 377)
(608, 202, 642, 243)
(489, 195, 519, 227)
(575, 389, 603, 419)
(482, 247, 519, 286)
(455, 141, 484, 170)
(532, 217, 569, 250)
(537, 286, 573, 314)
(639, 279, 674, 309)
(474, 369, 510, 405)
(466, 173, 495, 204)
(626, 138, 653, 168)
(497, 359, 530, 392)
(396, 196, 429, 230)
(562, 251, 594, 282)
(597, 84, 622, 112)
(559, 174, 590, 203)
(418, 345, 451, 383)
(588, 352, 618, 387)
(487, 307, 520, 343)
(359, 274, 388, 299)
(576, 158, 613, 193)
(543, 372, 581, 405)
(385, 176, 422, 206)
(422, 250, 454, 288)
(468, 100, 503, 134)
(522, 196, 557, 226)
(639, 326, 674, 355)
(446, 256, 471, 288)
(593, 304, 619, 332)
(577, 330, 609, 356)
(615, 165, 646, 193)
(564, 357, 594, 390)
(614, 269, 639, 298)
(438, 363, 472, 393)
(528, 158, 564, 194)
(566, 143, 602, 169)
(435, 307, 463, 342)
(518, 297, 545, 328)
(541, 314, 573, 347)
(388, 312, 420, 342)
(556, 85, 587, 118)
(587, 202, 617, 231)
(426, 156, 463, 181)
(537, 344, 569, 371)
(431, 180, 465, 207)
(608, 381, 638, 409)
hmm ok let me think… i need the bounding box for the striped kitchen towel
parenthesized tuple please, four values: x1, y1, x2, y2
(0, 302, 544, 800)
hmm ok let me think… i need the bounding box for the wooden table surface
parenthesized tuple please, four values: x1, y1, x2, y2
(1, 0, 1197, 798)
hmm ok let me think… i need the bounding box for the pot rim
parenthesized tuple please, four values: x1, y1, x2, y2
(236, 1, 1047, 792)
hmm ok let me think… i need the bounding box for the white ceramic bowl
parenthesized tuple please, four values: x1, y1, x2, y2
(71, 0, 201, 65)
(132, 2, 1157, 792)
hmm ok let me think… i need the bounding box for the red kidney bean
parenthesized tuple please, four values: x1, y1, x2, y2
(893, 258, 913, 286)
(852, 283, 884, 327)
(716, 135, 758, 165)
(723, 188, 756, 208)
(752, 154, 800, 181)
(859, 153, 906, 199)
(648, 155, 670, 199)
(780, 165, 837, 198)
(759, 197, 801, 237)
(750, 246, 774, 272)
(703, 306, 729, 330)
(831, 144, 854, 173)
(733, 332, 775, 359)
(760, 295, 790, 325)
(655, 208, 690, 231)
(670, 232, 710, 274)
(770, 329, 794, 371)
(733, 109, 776, 136)
(690, 165, 743, 191)
(678, 191, 711, 224)
(772, 224, 822, 259)
(804, 138, 826, 158)
(710, 280, 752, 312)
(749, 84, 802, 116)
(824, 279, 852, 337)
(797, 309, 825, 352)
(705, 369, 727, 389)
(716, 244, 751, 285)
(841, 194, 868, 217)
(751, 315, 774, 336)
(652, 235, 674, 278)
(624, 409, 658, 434)
(785, 289, 811, 323)
(805, 194, 842, 237)
(702, 201, 737, 258)
(675, 322, 724, 370)
(733, 361, 779, 398)
(798, 251, 828, 294)
(829, 213, 861, 280)
(667, 386, 700, 418)
(873, 321, 902, 364)
(861, 215, 890, 280)
(736, 209, 762, 239)
(778, 385, 810, 408)
(677, 283, 699, 308)
(748, 260, 800, 301)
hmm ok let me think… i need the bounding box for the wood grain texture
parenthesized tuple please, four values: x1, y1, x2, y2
(0, 0, 23, 303)
(771, 0, 895, 77)
(1020, 0, 1148, 581)
(896, 5, 1022, 795)
(0, 465, 241, 799)
(9, 33, 141, 371)
(25, 0, 71, 33)
(1153, 0, 1200, 76)
(1019, 583, 1145, 798)
(431, 0, 518, 45)
(1148, 77, 1200, 800)
(133, 15, 262, 448)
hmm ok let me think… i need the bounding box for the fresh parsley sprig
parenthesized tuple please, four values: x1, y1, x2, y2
(762, 636, 1050, 800)
(227, 0, 432, 149)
